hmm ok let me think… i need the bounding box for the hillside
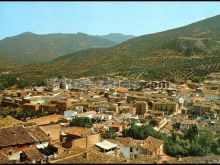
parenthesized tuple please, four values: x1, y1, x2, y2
(3, 14, 220, 85)
(0, 56, 20, 71)
(99, 33, 135, 43)
(0, 32, 117, 64)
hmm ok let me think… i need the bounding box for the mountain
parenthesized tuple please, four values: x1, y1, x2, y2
(0, 32, 117, 64)
(99, 33, 135, 43)
(4, 14, 220, 85)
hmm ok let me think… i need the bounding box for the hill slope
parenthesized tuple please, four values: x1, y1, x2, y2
(0, 32, 117, 64)
(5, 14, 220, 84)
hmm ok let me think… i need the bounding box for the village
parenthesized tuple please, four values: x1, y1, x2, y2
(0, 73, 220, 164)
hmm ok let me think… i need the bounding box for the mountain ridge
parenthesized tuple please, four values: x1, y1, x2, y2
(0, 32, 134, 65)
(3, 14, 220, 85)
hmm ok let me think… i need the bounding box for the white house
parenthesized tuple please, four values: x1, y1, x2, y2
(64, 110, 78, 121)
(93, 114, 112, 121)
(115, 137, 143, 160)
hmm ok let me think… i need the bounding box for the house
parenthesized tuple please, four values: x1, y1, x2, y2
(1, 97, 22, 108)
(180, 119, 198, 130)
(26, 115, 64, 143)
(115, 137, 143, 160)
(64, 110, 78, 121)
(139, 136, 164, 156)
(0, 124, 50, 161)
(135, 101, 148, 115)
(0, 115, 23, 128)
(61, 127, 91, 148)
(17, 91, 28, 97)
(40, 103, 58, 114)
(20, 147, 46, 164)
(152, 100, 178, 115)
(51, 100, 73, 114)
(116, 104, 136, 116)
(92, 114, 112, 122)
(153, 116, 168, 131)
(24, 125, 51, 149)
(61, 80, 72, 90)
(108, 122, 123, 133)
(0, 152, 15, 164)
(189, 102, 215, 119)
(77, 111, 96, 119)
(94, 140, 118, 153)
(61, 127, 101, 149)
(159, 124, 173, 136)
(23, 103, 40, 111)
(26, 114, 63, 126)
(23, 96, 46, 105)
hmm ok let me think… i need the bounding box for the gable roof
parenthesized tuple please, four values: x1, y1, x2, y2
(116, 137, 143, 147)
(140, 136, 164, 151)
(26, 114, 63, 126)
(23, 147, 44, 162)
(0, 115, 23, 128)
(0, 126, 35, 147)
(0, 125, 50, 148)
(25, 126, 50, 142)
(64, 127, 91, 137)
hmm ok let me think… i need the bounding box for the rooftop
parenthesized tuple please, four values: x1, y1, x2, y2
(63, 127, 91, 137)
(140, 136, 164, 151)
(0, 125, 50, 147)
(26, 114, 63, 126)
(95, 140, 118, 150)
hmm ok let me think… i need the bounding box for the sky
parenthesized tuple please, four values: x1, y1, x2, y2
(0, 2, 220, 39)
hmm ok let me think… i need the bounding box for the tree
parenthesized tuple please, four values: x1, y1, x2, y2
(33, 80, 46, 87)
(216, 148, 220, 155)
(101, 128, 117, 139)
(189, 139, 205, 156)
(189, 132, 214, 156)
(69, 117, 92, 127)
(184, 125, 198, 142)
(7, 76, 17, 87)
(171, 132, 177, 143)
(122, 124, 167, 141)
(197, 133, 214, 154)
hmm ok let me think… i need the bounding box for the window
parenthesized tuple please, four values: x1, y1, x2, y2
(8, 151, 13, 155)
(130, 148, 133, 152)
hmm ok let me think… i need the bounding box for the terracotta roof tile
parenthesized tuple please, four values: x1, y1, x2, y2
(0, 125, 50, 147)
(23, 147, 44, 162)
(64, 127, 91, 137)
(140, 136, 164, 151)
(0, 126, 35, 147)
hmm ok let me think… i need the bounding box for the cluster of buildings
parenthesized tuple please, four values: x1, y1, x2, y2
(0, 73, 220, 163)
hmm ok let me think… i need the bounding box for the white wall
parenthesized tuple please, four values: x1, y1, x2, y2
(36, 141, 49, 149)
(8, 151, 22, 160)
(119, 146, 140, 160)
